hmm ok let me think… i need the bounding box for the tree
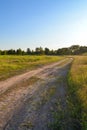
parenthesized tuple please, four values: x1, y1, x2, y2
(0, 50, 2, 55)
(27, 48, 31, 55)
(69, 45, 80, 54)
(1, 50, 7, 55)
(45, 48, 50, 55)
(79, 46, 87, 54)
(16, 48, 22, 55)
(7, 49, 16, 55)
(35, 47, 44, 55)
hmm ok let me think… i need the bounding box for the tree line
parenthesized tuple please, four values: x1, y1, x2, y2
(0, 45, 87, 55)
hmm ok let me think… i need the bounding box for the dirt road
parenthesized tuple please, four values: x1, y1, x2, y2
(0, 58, 73, 130)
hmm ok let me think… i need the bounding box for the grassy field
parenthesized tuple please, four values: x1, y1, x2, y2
(68, 56, 87, 130)
(0, 55, 64, 81)
(1, 55, 87, 129)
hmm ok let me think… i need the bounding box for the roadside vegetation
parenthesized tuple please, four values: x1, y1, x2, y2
(68, 56, 87, 130)
(0, 55, 64, 80)
(47, 56, 87, 130)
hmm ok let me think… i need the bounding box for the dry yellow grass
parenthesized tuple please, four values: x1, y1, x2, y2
(68, 56, 87, 129)
(0, 55, 64, 80)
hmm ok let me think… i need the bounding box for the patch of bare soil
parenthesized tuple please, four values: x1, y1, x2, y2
(0, 58, 73, 130)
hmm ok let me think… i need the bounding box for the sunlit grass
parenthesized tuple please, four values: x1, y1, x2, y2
(0, 55, 64, 80)
(68, 56, 87, 129)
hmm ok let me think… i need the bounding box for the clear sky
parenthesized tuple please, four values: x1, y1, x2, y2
(0, 0, 87, 50)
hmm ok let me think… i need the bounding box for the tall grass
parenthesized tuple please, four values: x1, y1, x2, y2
(0, 55, 64, 80)
(68, 56, 87, 129)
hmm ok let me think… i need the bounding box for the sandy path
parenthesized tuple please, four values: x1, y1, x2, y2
(0, 58, 73, 130)
(0, 58, 69, 95)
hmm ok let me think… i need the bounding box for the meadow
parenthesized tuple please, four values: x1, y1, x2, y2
(0, 55, 87, 129)
(68, 56, 87, 129)
(0, 55, 64, 81)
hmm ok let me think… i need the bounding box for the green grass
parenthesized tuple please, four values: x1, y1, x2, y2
(0, 55, 64, 80)
(68, 56, 87, 130)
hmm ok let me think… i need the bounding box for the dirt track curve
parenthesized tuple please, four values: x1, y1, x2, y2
(0, 58, 73, 130)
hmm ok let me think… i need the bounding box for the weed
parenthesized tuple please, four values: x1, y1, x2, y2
(21, 121, 34, 129)
(48, 101, 65, 130)
(67, 56, 87, 130)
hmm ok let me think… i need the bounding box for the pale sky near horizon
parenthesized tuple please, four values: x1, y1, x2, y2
(0, 0, 87, 50)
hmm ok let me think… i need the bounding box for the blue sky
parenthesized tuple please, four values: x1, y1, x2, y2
(0, 0, 87, 50)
